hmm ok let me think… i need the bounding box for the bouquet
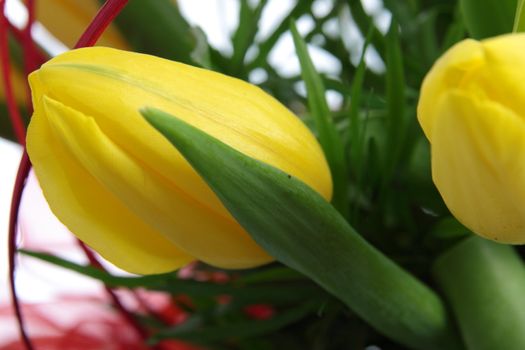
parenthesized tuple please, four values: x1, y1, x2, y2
(2, 0, 525, 349)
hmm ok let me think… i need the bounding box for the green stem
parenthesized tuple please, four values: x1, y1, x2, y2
(434, 236, 525, 350)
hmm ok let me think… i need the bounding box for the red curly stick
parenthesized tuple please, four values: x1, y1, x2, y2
(7, 1, 131, 349)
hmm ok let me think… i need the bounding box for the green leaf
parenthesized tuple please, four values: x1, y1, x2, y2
(107, 0, 210, 66)
(442, 5, 467, 51)
(150, 303, 315, 343)
(290, 20, 349, 216)
(434, 236, 525, 350)
(141, 107, 462, 350)
(348, 0, 386, 58)
(405, 136, 447, 215)
(418, 9, 441, 65)
(18, 249, 178, 288)
(230, 0, 268, 75)
(347, 26, 372, 152)
(20, 249, 323, 304)
(347, 27, 373, 221)
(383, 20, 406, 184)
(459, 0, 517, 39)
(430, 217, 471, 240)
(514, 0, 525, 32)
(236, 266, 306, 285)
(247, 1, 312, 70)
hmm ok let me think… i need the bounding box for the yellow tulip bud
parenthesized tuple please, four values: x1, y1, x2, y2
(26, 47, 333, 274)
(418, 33, 525, 244)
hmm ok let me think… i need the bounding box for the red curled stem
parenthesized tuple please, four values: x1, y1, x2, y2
(74, 0, 129, 49)
(77, 241, 150, 340)
(7, 151, 32, 350)
(7, 1, 132, 349)
(22, 0, 37, 109)
(3, 0, 35, 346)
(7, 20, 47, 65)
(0, 0, 26, 145)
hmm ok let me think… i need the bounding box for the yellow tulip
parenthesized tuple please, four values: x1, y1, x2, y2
(418, 33, 525, 244)
(26, 47, 333, 274)
(36, 0, 128, 49)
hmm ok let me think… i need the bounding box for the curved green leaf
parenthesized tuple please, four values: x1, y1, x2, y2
(141, 107, 462, 350)
(460, 0, 516, 39)
(19, 249, 322, 303)
(290, 21, 349, 216)
(434, 236, 525, 350)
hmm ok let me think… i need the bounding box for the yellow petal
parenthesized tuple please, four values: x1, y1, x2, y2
(464, 34, 525, 121)
(431, 90, 525, 243)
(418, 33, 525, 142)
(27, 99, 194, 275)
(36, 0, 128, 49)
(39, 94, 272, 269)
(30, 47, 331, 211)
(30, 47, 332, 205)
(417, 39, 484, 141)
(28, 47, 331, 272)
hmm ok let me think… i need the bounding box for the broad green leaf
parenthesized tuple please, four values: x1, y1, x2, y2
(459, 0, 517, 39)
(141, 107, 462, 350)
(290, 21, 349, 216)
(514, 0, 525, 32)
(434, 237, 525, 350)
